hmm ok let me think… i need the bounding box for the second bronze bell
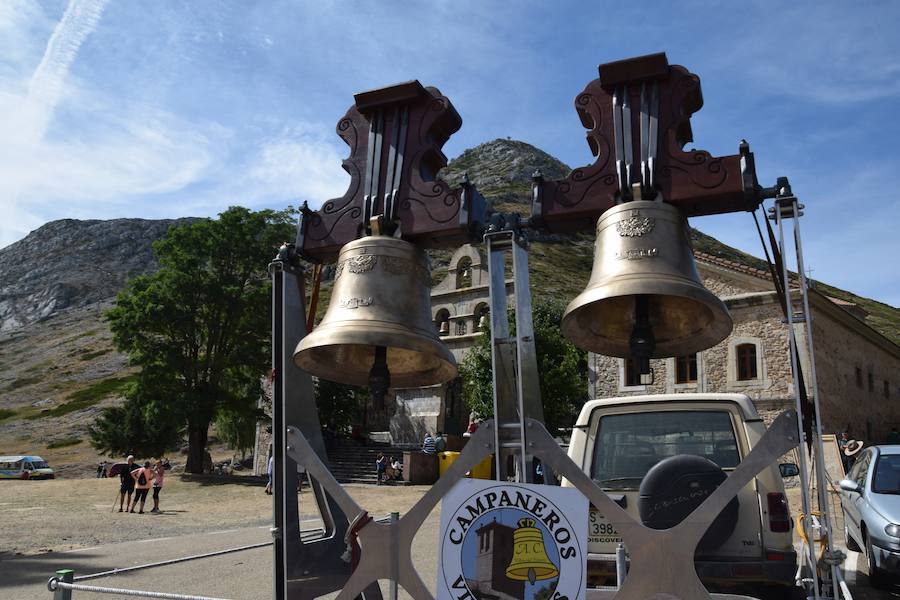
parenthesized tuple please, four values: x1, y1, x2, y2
(293, 234, 457, 391)
(561, 200, 733, 359)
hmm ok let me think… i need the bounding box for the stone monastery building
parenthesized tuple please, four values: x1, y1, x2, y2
(391, 244, 900, 445)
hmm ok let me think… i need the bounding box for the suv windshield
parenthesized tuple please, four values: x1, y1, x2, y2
(873, 454, 900, 494)
(591, 410, 740, 488)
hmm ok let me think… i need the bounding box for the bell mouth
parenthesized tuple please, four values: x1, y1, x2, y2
(560, 275, 733, 357)
(293, 324, 457, 388)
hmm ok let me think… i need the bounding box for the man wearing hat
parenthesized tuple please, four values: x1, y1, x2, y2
(843, 438, 863, 474)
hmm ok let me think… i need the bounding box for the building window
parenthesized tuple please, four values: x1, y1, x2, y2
(856, 367, 863, 388)
(869, 371, 874, 392)
(885, 380, 891, 399)
(736, 344, 758, 381)
(456, 320, 467, 336)
(624, 358, 642, 387)
(675, 354, 698, 384)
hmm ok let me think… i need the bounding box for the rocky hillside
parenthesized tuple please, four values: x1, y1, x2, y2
(0, 139, 897, 475)
(0, 218, 195, 332)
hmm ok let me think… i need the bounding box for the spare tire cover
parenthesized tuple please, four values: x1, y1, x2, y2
(638, 454, 740, 552)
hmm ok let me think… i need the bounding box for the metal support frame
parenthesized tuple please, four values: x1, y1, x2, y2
(485, 230, 546, 482)
(771, 194, 841, 599)
(280, 409, 800, 600)
(269, 250, 381, 600)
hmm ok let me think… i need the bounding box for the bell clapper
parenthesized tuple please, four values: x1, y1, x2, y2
(630, 295, 655, 385)
(368, 345, 391, 409)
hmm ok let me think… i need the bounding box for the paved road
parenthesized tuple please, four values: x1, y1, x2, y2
(4, 518, 898, 600)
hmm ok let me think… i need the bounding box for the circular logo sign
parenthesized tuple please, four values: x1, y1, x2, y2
(438, 482, 586, 600)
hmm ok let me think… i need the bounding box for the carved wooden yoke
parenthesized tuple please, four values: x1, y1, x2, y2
(532, 52, 762, 233)
(297, 80, 486, 263)
(297, 54, 766, 260)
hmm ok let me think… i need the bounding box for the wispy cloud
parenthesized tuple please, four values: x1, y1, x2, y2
(24, 0, 110, 141)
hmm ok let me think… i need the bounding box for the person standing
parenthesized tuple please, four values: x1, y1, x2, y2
(375, 452, 387, 485)
(118, 455, 135, 513)
(130, 461, 155, 514)
(265, 453, 274, 495)
(150, 459, 165, 513)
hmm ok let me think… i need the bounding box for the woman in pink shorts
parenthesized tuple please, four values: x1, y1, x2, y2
(151, 458, 165, 513)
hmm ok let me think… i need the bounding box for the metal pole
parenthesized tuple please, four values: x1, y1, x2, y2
(390, 512, 399, 600)
(53, 569, 73, 600)
(792, 199, 841, 595)
(615, 543, 626, 588)
(775, 202, 821, 600)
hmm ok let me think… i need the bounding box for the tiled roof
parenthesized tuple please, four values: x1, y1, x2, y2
(694, 251, 772, 280)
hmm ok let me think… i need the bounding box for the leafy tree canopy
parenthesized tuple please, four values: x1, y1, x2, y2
(94, 207, 295, 471)
(458, 297, 587, 434)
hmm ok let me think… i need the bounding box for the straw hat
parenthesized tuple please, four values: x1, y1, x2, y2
(844, 440, 864, 456)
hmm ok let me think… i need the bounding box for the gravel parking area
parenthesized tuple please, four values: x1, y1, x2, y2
(0, 476, 430, 557)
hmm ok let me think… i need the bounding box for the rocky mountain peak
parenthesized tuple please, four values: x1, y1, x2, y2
(0, 217, 196, 332)
(440, 138, 571, 199)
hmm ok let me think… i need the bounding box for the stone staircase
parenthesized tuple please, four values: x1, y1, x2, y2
(324, 440, 412, 485)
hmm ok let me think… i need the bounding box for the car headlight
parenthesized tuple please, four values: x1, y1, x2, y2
(885, 524, 900, 538)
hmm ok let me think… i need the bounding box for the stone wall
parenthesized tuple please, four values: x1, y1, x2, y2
(589, 293, 793, 406)
(803, 295, 900, 443)
(588, 289, 900, 444)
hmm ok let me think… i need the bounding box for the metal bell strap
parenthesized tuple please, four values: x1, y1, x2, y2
(269, 247, 381, 600)
(484, 223, 546, 482)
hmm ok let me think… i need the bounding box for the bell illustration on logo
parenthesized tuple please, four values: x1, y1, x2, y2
(505, 518, 560, 585)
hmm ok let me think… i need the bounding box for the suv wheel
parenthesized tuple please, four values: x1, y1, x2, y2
(866, 534, 888, 589)
(844, 523, 861, 552)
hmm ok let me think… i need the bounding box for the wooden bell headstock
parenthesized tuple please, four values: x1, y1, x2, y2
(531, 52, 763, 233)
(296, 80, 486, 263)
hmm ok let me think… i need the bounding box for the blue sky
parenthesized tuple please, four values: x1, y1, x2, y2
(2, 1, 898, 306)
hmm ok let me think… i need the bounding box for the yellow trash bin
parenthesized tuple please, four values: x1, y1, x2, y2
(468, 454, 493, 480)
(438, 451, 460, 477)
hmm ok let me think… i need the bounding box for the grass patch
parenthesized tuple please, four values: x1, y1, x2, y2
(0, 408, 17, 421)
(47, 436, 81, 449)
(81, 348, 112, 361)
(25, 375, 135, 420)
(4, 375, 42, 392)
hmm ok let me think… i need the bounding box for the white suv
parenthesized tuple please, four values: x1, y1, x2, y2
(563, 393, 796, 594)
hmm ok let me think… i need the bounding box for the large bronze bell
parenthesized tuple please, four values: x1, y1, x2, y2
(505, 518, 559, 584)
(561, 200, 732, 362)
(294, 234, 457, 400)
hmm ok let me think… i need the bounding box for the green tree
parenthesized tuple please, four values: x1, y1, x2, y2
(88, 378, 183, 458)
(458, 297, 587, 434)
(97, 207, 294, 472)
(315, 378, 366, 434)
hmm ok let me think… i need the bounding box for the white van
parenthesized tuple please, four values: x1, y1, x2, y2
(563, 393, 796, 594)
(0, 455, 55, 479)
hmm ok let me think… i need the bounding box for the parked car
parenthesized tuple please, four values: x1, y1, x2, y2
(0, 455, 55, 479)
(839, 445, 900, 588)
(563, 393, 798, 595)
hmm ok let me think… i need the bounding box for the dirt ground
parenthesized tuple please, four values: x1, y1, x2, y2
(0, 476, 430, 558)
